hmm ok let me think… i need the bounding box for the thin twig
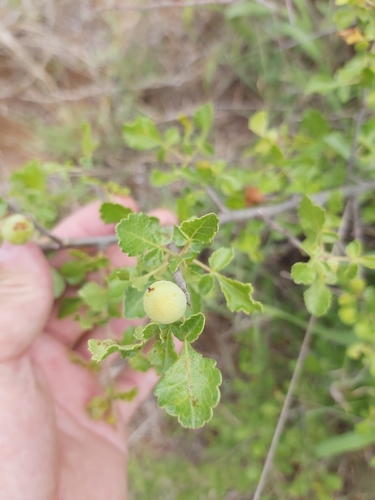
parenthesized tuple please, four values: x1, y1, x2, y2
(218, 180, 375, 224)
(96, 0, 240, 12)
(206, 186, 229, 213)
(260, 214, 304, 252)
(38, 180, 375, 252)
(284, 0, 295, 25)
(346, 91, 367, 183)
(252, 316, 316, 500)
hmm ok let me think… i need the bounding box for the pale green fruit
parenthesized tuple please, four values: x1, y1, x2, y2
(143, 280, 187, 324)
(2, 214, 35, 245)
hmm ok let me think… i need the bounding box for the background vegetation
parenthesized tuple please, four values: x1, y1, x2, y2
(1, 0, 375, 498)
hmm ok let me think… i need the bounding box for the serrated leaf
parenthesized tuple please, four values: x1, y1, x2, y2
(100, 203, 132, 224)
(208, 248, 234, 271)
(116, 213, 162, 256)
(179, 213, 219, 247)
(298, 196, 326, 242)
(346, 240, 362, 259)
(199, 274, 214, 294)
(58, 297, 83, 318)
(217, 276, 262, 314)
(249, 111, 268, 137)
(88, 338, 147, 362)
(291, 262, 317, 285)
(304, 281, 332, 316)
(173, 225, 188, 246)
(149, 328, 178, 375)
(79, 282, 108, 312)
(154, 342, 221, 429)
(124, 286, 146, 318)
(123, 116, 162, 151)
(142, 248, 163, 267)
(143, 322, 162, 340)
(173, 313, 205, 342)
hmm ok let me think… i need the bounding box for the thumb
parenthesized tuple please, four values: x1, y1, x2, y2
(0, 243, 53, 361)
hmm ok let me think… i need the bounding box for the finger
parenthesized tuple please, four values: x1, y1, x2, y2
(46, 197, 138, 344)
(0, 242, 53, 361)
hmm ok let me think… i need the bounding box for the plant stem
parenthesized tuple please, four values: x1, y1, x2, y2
(252, 315, 316, 500)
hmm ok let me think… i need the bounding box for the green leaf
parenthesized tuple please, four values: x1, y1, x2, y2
(346, 240, 362, 259)
(305, 75, 337, 95)
(0, 197, 8, 218)
(123, 116, 162, 151)
(324, 133, 351, 160)
(11, 161, 46, 191)
(301, 109, 330, 140)
(316, 431, 375, 458)
(154, 342, 221, 429)
(173, 313, 205, 343)
(142, 322, 162, 340)
(208, 247, 234, 271)
(100, 203, 132, 224)
(304, 281, 332, 316)
(149, 327, 178, 375)
(193, 103, 213, 135)
(359, 255, 375, 269)
(179, 213, 219, 247)
(164, 127, 181, 146)
(88, 338, 146, 362)
(58, 297, 83, 318)
(116, 213, 162, 256)
(113, 387, 138, 401)
(129, 353, 152, 372)
(51, 268, 66, 299)
(298, 196, 326, 242)
(60, 261, 87, 285)
(291, 262, 317, 285)
(81, 122, 98, 160)
(199, 274, 214, 294)
(249, 111, 268, 137)
(142, 248, 163, 267)
(216, 276, 262, 314)
(173, 225, 188, 246)
(79, 282, 108, 313)
(124, 286, 146, 319)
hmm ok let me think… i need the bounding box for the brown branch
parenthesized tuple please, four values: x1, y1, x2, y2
(252, 316, 316, 500)
(218, 180, 375, 224)
(95, 0, 254, 12)
(260, 214, 304, 252)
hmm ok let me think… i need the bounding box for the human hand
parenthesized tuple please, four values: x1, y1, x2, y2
(0, 198, 176, 500)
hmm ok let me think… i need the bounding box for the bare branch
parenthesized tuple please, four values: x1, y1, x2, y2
(169, 241, 192, 308)
(260, 214, 304, 252)
(95, 0, 267, 13)
(252, 316, 316, 500)
(218, 180, 375, 224)
(206, 186, 229, 214)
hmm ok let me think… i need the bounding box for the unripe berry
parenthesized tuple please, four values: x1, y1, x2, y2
(143, 280, 187, 324)
(2, 214, 34, 245)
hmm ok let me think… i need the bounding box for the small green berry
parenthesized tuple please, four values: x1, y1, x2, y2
(2, 214, 35, 245)
(143, 280, 187, 324)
